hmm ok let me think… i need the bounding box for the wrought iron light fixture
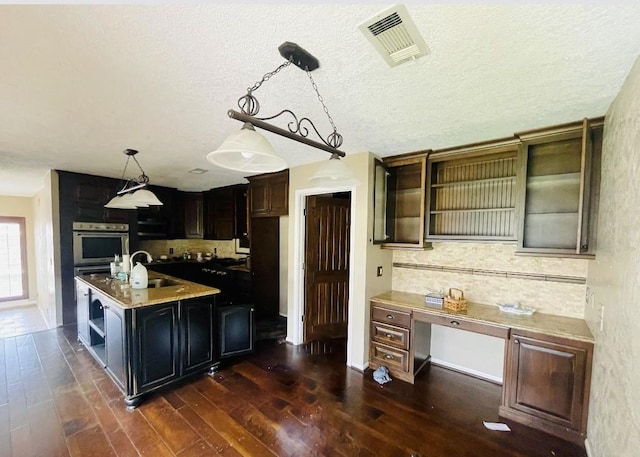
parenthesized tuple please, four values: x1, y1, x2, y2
(207, 42, 357, 186)
(104, 149, 163, 209)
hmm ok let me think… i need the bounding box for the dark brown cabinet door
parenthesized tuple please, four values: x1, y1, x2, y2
(249, 179, 270, 216)
(234, 185, 249, 242)
(250, 217, 280, 318)
(182, 192, 203, 239)
(204, 187, 235, 240)
(503, 332, 592, 439)
(267, 172, 289, 216)
(248, 170, 289, 217)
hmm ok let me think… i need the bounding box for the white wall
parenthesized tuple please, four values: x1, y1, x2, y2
(286, 151, 392, 370)
(279, 216, 288, 316)
(584, 56, 640, 457)
(0, 194, 38, 306)
(32, 171, 61, 326)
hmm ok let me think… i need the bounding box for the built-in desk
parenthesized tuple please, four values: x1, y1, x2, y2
(370, 291, 594, 444)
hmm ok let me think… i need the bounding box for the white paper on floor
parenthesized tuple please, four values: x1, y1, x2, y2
(483, 421, 511, 432)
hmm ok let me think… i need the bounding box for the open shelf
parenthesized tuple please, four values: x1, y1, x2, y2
(89, 318, 105, 338)
(427, 152, 518, 240)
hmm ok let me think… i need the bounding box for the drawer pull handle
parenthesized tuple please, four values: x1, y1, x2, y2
(386, 314, 394, 319)
(384, 354, 394, 360)
(385, 334, 393, 339)
(450, 320, 460, 326)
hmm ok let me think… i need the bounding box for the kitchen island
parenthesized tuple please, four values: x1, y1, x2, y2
(76, 273, 221, 408)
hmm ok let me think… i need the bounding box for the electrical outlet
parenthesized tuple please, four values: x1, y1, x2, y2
(376, 266, 383, 277)
(169, 247, 174, 254)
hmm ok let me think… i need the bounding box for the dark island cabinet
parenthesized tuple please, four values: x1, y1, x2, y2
(181, 298, 216, 374)
(104, 302, 126, 390)
(75, 279, 219, 408)
(134, 303, 180, 393)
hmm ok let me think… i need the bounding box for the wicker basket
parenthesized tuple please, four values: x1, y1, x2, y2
(444, 288, 468, 312)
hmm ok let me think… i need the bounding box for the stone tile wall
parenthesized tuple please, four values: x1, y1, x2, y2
(393, 241, 589, 318)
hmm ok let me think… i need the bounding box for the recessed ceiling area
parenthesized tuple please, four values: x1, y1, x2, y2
(1, 4, 639, 196)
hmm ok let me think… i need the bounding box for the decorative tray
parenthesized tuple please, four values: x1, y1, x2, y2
(497, 303, 535, 316)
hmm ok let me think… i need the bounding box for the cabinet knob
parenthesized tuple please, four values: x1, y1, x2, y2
(514, 339, 520, 344)
(450, 320, 460, 326)
(384, 354, 394, 360)
(385, 334, 393, 339)
(386, 314, 394, 319)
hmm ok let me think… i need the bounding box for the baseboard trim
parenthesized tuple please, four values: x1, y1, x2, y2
(0, 299, 38, 309)
(585, 437, 593, 457)
(430, 358, 503, 385)
(350, 361, 368, 373)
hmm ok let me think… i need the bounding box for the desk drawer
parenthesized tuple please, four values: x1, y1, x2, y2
(371, 322, 410, 350)
(371, 305, 411, 329)
(371, 342, 409, 372)
(417, 312, 509, 339)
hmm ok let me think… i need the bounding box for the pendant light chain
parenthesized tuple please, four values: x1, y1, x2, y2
(239, 59, 292, 116)
(306, 69, 343, 148)
(247, 59, 292, 94)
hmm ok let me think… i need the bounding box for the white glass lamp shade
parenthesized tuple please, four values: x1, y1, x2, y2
(309, 155, 359, 188)
(128, 188, 163, 206)
(207, 123, 287, 173)
(104, 193, 141, 209)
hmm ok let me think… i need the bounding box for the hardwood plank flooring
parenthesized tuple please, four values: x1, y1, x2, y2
(0, 326, 587, 457)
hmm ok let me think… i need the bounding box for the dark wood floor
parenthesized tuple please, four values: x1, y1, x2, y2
(0, 326, 587, 457)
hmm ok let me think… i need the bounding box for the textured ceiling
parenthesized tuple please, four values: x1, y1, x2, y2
(1, 4, 640, 196)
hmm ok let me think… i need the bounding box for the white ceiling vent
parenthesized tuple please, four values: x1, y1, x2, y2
(359, 4, 429, 67)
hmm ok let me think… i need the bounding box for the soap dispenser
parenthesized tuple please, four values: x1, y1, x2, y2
(130, 262, 148, 289)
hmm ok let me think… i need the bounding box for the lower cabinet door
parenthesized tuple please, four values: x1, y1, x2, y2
(76, 280, 90, 344)
(134, 303, 179, 392)
(104, 303, 126, 390)
(503, 332, 592, 438)
(219, 305, 255, 358)
(181, 298, 215, 374)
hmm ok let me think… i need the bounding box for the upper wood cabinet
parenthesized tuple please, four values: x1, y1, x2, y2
(180, 192, 203, 239)
(426, 140, 520, 241)
(373, 153, 430, 249)
(58, 170, 131, 224)
(515, 117, 603, 257)
(248, 169, 289, 217)
(203, 184, 248, 240)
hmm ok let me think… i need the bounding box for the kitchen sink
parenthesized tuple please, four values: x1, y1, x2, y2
(147, 278, 181, 288)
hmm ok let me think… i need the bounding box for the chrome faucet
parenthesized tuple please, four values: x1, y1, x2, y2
(129, 250, 153, 271)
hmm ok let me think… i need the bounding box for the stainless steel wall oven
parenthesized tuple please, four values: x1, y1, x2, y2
(72, 222, 129, 265)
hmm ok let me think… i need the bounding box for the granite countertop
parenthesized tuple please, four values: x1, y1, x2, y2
(371, 290, 594, 343)
(76, 273, 220, 310)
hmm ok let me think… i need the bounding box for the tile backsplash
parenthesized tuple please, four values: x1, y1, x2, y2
(138, 239, 247, 260)
(393, 242, 589, 318)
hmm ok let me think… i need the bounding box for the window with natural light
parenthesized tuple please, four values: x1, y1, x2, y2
(0, 217, 28, 302)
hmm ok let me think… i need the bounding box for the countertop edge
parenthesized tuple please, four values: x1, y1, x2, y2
(76, 273, 220, 309)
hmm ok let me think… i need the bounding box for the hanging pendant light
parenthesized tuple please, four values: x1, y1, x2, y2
(207, 123, 286, 173)
(104, 149, 163, 209)
(309, 153, 359, 188)
(208, 42, 354, 181)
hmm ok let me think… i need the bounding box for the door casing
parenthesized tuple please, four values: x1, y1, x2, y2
(291, 185, 357, 367)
